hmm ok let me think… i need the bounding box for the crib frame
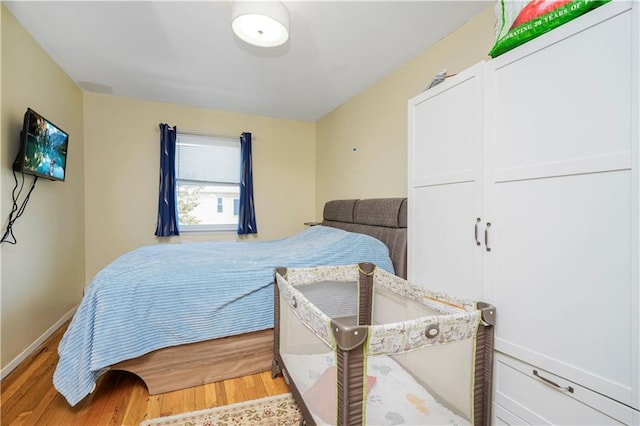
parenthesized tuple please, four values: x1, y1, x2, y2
(272, 263, 496, 426)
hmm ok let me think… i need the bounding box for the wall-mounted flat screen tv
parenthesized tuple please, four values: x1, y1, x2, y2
(13, 108, 69, 181)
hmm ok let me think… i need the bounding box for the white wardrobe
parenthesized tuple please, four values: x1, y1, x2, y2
(408, 2, 639, 424)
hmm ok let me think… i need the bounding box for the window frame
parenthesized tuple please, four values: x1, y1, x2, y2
(175, 132, 240, 233)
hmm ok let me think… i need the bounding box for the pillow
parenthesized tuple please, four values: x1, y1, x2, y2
(302, 366, 377, 424)
(488, 0, 611, 58)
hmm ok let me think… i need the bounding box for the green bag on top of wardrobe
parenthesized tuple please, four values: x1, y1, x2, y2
(489, 0, 611, 58)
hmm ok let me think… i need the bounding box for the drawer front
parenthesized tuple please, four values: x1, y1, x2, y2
(493, 402, 528, 425)
(494, 353, 636, 425)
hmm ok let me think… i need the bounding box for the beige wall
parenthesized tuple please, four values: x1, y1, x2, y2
(84, 94, 316, 280)
(1, 6, 85, 370)
(315, 6, 495, 218)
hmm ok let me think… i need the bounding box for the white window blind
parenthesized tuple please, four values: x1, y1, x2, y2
(176, 134, 240, 185)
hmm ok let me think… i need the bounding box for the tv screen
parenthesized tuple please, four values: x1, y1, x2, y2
(13, 108, 69, 181)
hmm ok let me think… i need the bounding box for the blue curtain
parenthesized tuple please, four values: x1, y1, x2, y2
(155, 123, 180, 237)
(238, 132, 257, 234)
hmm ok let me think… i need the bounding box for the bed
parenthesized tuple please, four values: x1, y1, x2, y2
(273, 263, 495, 425)
(53, 198, 408, 407)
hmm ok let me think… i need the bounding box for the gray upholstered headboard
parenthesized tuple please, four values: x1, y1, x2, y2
(322, 198, 407, 279)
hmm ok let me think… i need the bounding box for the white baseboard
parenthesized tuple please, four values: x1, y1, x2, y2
(0, 306, 77, 381)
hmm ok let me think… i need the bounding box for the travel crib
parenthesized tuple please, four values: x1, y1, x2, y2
(272, 263, 496, 425)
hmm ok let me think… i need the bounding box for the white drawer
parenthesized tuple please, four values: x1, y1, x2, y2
(493, 402, 528, 425)
(493, 353, 637, 425)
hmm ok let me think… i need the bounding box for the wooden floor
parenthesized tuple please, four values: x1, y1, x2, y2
(0, 323, 290, 425)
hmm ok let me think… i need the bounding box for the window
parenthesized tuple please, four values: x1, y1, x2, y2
(176, 133, 240, 232)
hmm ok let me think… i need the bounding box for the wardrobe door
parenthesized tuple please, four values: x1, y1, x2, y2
(408, 63, 484, 299)
(485, 2, 636, 407)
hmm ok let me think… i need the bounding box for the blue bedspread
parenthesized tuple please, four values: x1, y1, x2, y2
(53, 226, 394, 406)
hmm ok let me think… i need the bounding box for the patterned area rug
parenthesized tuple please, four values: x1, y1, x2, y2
(140, 393, 302, 426)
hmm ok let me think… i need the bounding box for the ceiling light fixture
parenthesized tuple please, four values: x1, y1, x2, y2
(231, 1, 290, 48)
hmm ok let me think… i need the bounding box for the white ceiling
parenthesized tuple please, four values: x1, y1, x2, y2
(5, 1, 491, 122)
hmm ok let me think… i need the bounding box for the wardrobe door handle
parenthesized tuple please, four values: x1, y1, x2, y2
(485, 222, 491, 252)
(533, 369, 574, 393)
(474, 218, 481, 246)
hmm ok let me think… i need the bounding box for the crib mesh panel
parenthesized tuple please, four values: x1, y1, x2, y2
(275, 264, 493, 426)
(368, 285, 476, 423)
(278, 273, 363, 425)
(279, 299, 337, 425)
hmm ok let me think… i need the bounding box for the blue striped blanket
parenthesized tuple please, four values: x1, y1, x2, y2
(53, 226, 394, 406)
